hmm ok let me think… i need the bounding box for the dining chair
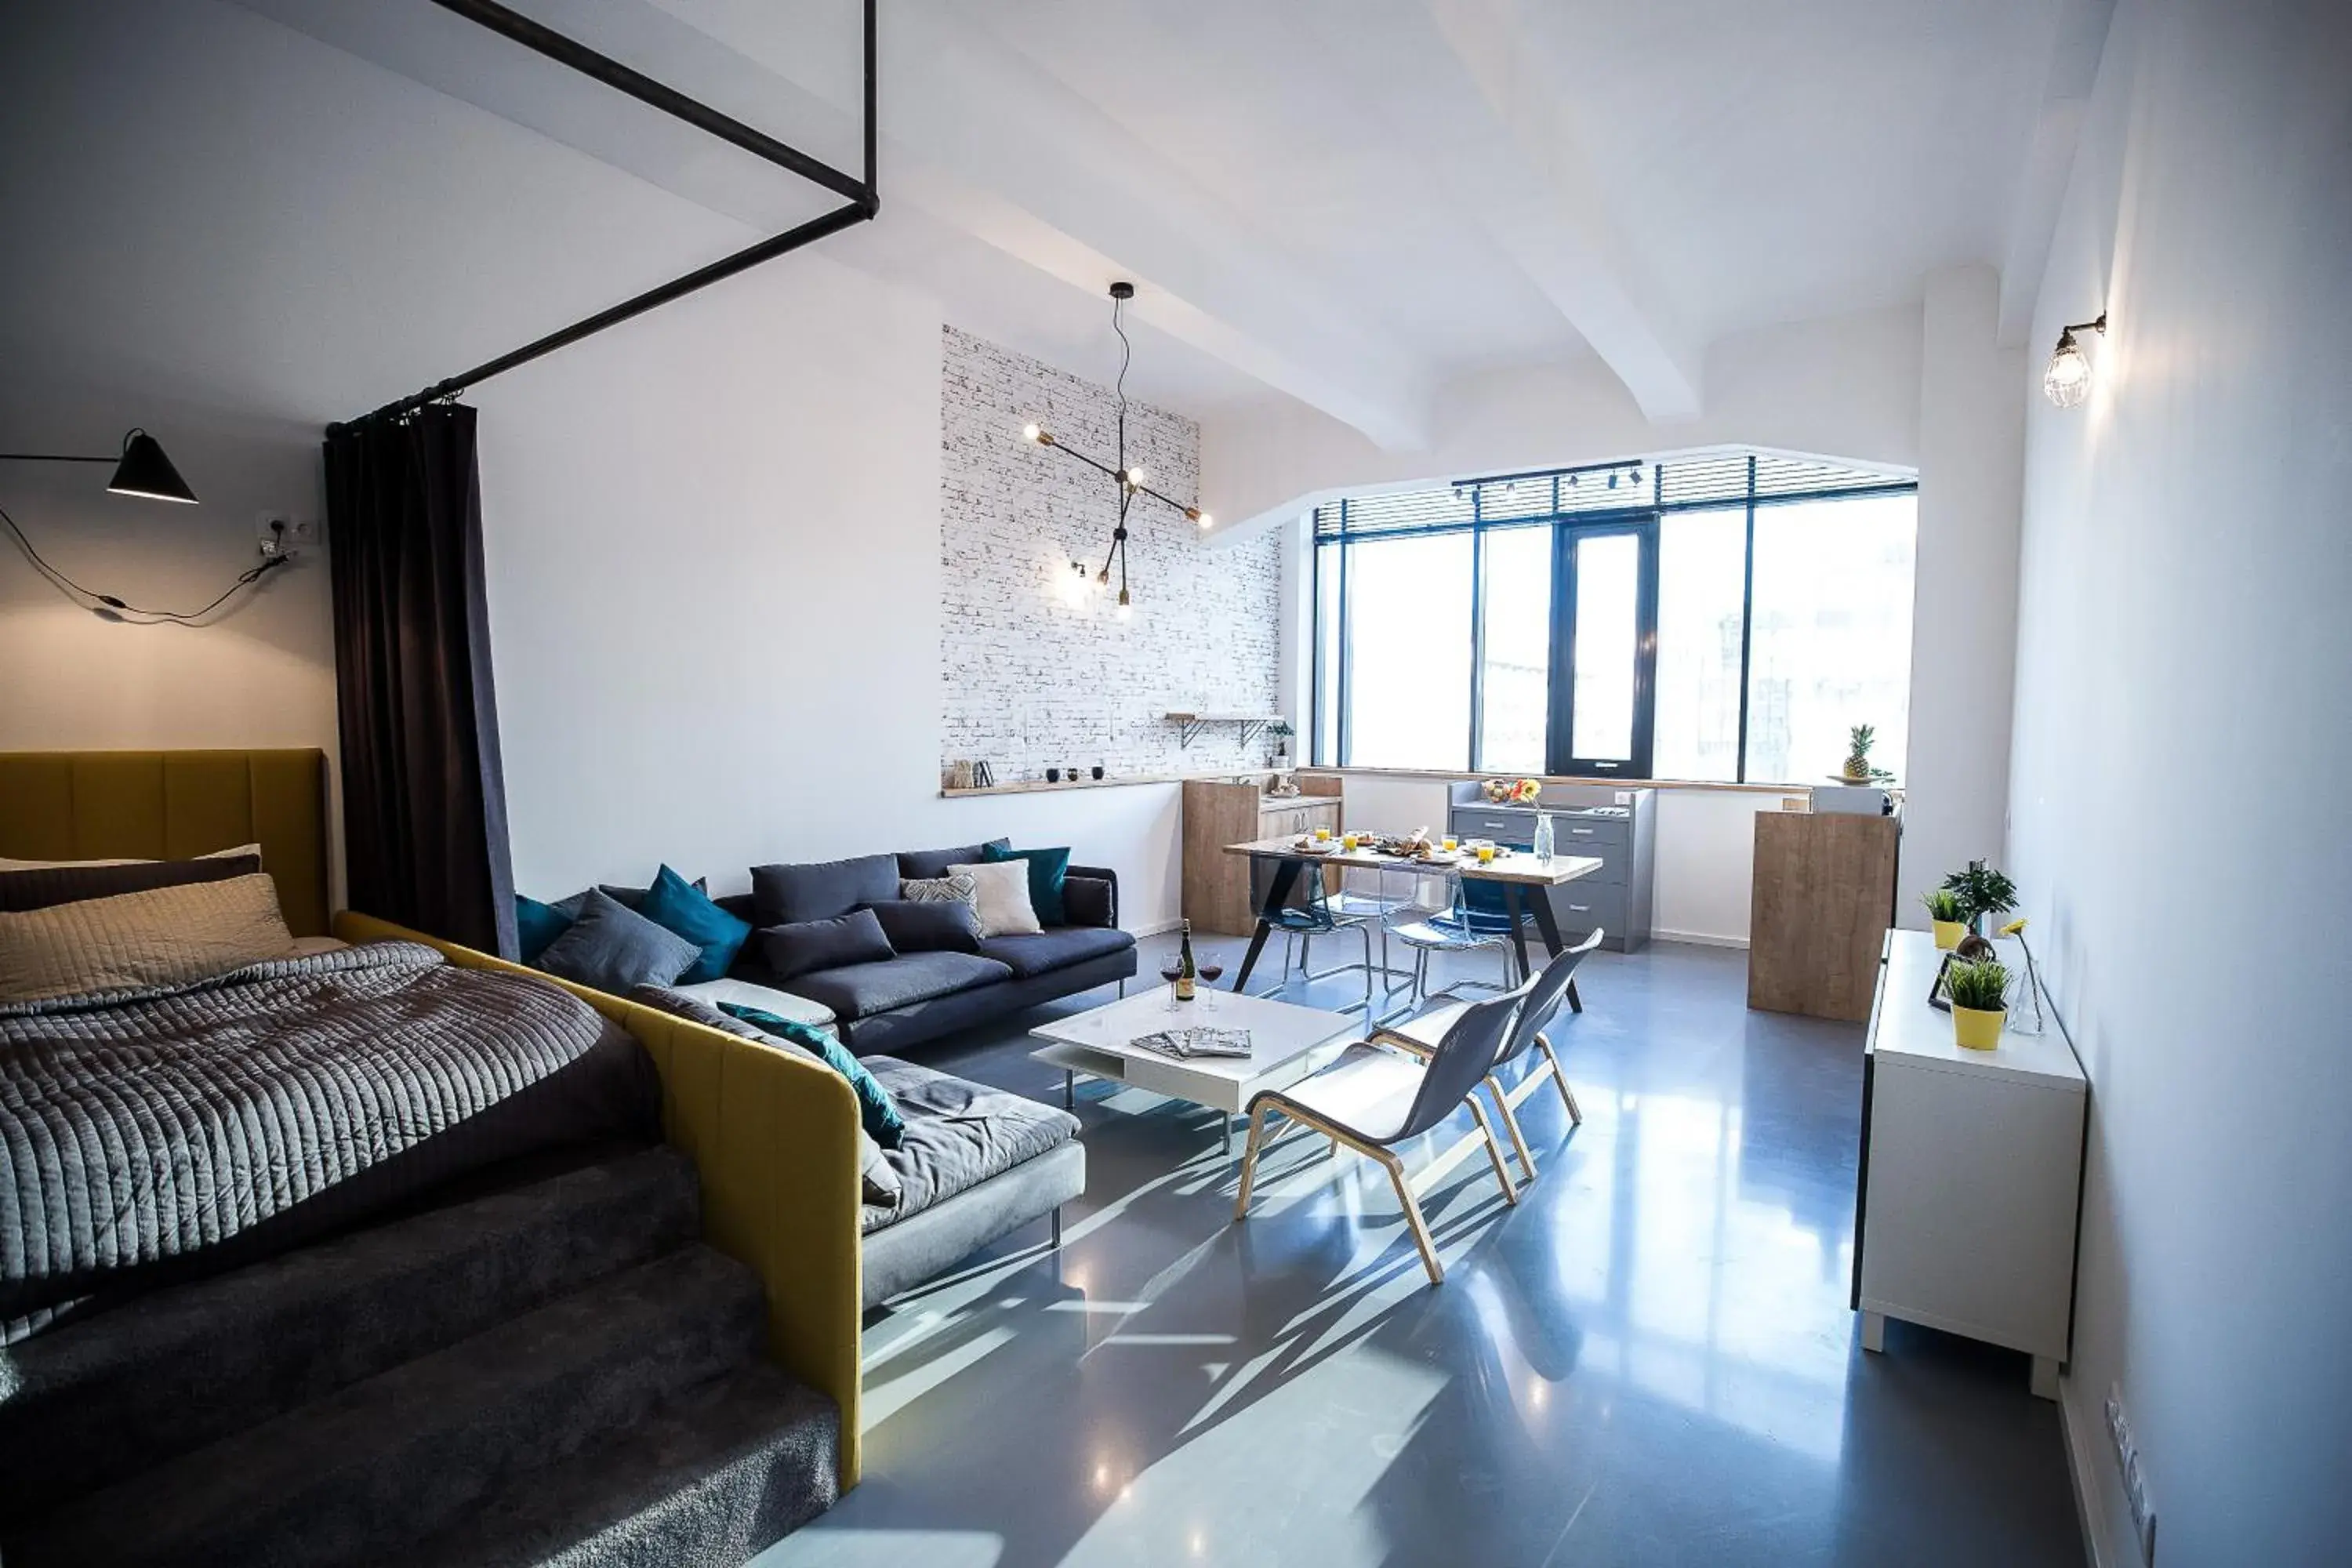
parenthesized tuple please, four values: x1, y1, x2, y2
(1232, 989, 1524, 1286)
(1251, 858, 1377, 1012)
(1385, 863, 1519, 1006)
(1375, 930, 1602, 1182)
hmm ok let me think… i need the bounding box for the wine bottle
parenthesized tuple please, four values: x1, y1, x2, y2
(1176, 920, 1197, 1002)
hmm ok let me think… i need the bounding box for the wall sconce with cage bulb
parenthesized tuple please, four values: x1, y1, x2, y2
(2042, 312, 2107, 408)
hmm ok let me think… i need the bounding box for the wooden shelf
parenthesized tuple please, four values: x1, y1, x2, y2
(1164, 711, 1287, 750)
(940, 768, 1275, 799)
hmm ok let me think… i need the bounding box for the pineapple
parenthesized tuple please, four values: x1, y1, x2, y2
(1841, 724, 1891, 784)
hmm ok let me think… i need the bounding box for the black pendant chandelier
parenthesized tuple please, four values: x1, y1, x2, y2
(1021, 281, 1210, 613)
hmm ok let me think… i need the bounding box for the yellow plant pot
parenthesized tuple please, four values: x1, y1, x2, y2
(1951, 1004, 2005, 1051)
(1932, 920, 1966, 950)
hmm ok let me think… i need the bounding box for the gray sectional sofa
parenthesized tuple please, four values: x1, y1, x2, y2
(714, 840, 1138, 1056)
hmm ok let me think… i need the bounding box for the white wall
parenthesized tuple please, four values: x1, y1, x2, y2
(1900, 263, 2027, 927)
(2008, 2, 2352, 1563)
(473, 262, 1192, 927)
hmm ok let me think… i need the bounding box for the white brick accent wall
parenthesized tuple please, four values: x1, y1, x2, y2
(941, 325, 1279, 783)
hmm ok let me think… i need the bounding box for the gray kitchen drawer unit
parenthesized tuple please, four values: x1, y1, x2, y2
(1551, 880, 1625, 940)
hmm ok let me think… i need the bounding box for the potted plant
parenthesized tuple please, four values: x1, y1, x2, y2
(1265, 719, 1295, 768)
(1920, 887, 1967, 949)
(1944, 956, 2011, 1050)
(1941, 861, 2019, 937)
(1838, 724, 1896, 785)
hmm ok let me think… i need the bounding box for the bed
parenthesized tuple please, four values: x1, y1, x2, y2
(0, 749, 866, 1487)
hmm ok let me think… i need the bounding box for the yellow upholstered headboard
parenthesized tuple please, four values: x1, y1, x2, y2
(0, 749, 331, 936)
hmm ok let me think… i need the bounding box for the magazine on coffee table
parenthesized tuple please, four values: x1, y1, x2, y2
(1127, 1026, 1254, 1061)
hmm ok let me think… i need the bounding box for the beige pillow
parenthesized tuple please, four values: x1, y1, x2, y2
(0, 842, 264, 872)
(0, 872, 299, 1004)
(948, 859, 1041, 938)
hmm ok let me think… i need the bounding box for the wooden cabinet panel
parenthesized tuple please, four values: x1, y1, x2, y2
(1747, 811, 1899, 1022)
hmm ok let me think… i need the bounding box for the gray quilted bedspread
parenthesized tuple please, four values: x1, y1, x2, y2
(0, 941, 636, 1336)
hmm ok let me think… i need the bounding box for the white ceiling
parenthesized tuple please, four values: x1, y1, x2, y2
(230, 0, 2094, 441)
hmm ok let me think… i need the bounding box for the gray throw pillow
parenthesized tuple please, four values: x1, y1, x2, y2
(536, 887, 701, 994)
(760, 906, 895, 981)
(864, 898, 981, 953)
(627, 985, 902, 1209)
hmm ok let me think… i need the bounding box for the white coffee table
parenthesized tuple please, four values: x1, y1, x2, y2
(1030, 988, 1360, 1155)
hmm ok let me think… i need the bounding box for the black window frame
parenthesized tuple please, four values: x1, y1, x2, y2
(1309, 454, 1919, 785)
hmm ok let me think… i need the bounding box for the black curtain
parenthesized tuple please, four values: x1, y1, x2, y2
(325, 406, 517, 958)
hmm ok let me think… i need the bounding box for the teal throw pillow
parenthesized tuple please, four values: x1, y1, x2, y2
(720, 1003, 906, 1149)
(638, 864, 752, 984)
(982, 843, 1072, 926)
(516, 895, 574, 964)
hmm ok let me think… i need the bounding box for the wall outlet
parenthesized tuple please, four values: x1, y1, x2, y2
(256, 514, 321, 557)
(1613, 790, 1632, 805)
(2106, 1385, 2158, 1563)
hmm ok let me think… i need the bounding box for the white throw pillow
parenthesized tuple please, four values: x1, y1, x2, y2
(948, 860, 1041, 938)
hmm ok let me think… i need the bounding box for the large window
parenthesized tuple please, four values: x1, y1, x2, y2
(1311, 455, 1918, 785)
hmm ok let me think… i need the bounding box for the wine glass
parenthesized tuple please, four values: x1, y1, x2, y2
(1197, 960, 1225, 1014)
(1159, 959, 1185, 1012)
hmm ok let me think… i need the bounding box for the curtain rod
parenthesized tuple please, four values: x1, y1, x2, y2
(332, 0, 877, 434)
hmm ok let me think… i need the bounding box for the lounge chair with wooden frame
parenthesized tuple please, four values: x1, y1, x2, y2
(1373, 929, 1601, 1183)
(1232, 989, 1524, 1286)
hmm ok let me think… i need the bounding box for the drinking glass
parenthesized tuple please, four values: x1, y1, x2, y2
(1197, 961, 1225, 1014)
(1440, 836, 1458, 852)
(1477, 844, 1497, 865)
(1160, 960, 1185, 1011)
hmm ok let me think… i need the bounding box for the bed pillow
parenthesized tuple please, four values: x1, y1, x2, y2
(0, 842, 262, 872)
(637, 864, 752, 983)
(0, 872, 297, 1004)
(535, 887, 701, 995)
(630, 985, 902, 1204)
(0, 849, 265, 914)
(862, 898, 981, 953)
(760, 907, 895, 981)
(980, 843, 1072, 926)
(948, 859, 1043, 938)
(720, 1002, 906, 1149)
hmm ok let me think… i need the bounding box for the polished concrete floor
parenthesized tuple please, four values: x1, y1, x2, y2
(757, 935, 2085, 1568)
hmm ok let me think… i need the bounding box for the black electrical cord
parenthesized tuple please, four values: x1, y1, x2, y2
(1, 500, 292, 625)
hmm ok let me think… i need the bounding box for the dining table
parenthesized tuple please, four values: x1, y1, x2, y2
(1220, 834, 1605, 1008)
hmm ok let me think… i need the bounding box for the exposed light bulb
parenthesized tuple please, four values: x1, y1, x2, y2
(1116, 590, 1132, 619)
(1195, 510, 1213, 528)
(1022, 423, 1041, 442)
(1127, 466, 1148, 485)
(2043, 313, 2107, 408)
(2042, 332, 2092, 407)
(1096, 565, 1111, 587)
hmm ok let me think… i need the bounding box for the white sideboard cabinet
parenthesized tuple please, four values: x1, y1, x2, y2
(1853, 929, 2086, 1399)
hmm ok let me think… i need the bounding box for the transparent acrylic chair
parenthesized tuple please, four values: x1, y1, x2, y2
(1385, 864, 1519, 1007)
